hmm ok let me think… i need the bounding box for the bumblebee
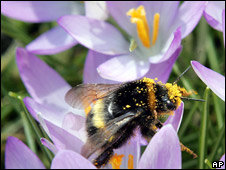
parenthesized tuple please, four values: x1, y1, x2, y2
(65, 70, 203, 168)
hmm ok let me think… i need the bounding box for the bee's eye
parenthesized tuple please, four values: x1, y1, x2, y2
(166, 100, 175, 110)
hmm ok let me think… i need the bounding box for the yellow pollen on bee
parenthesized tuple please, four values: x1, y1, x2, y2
(127, 5, 160, 48)
(109, 153, 124, 169)
(126, 105, 131, 108)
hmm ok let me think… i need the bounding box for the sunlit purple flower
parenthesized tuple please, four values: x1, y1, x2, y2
(5, 125, 181, 169)
(12, 47, 184, 169)
(58, 1, 206, 82)
(191, 61, 225, 101)
(1, 1, 107, 55)
(203, 1, 225, 32)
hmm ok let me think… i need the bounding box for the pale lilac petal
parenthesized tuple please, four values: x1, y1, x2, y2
(146, 46, 182, 83)
(204, 2, 225, 31)
(16, 48, 71, 107)
(223, 9, 225, 45)
(138, 125, 181, 169)
(191, 61, 225, 101)
(84, 50, 119, 84)
(58, 15, 129, 55)
(149, 27, 182, 64)
(106, 1, 140, 36)
(23, 97, 68, 126)
(26, 26, 78, 55)
(1, 1, 82, 23)
(51, 150, 96, 169)
(175, 1, 206, 38)
(40, 117, 84, 154)
(40, 138, 58, 154)
(85, 1, 108, 20)
(5, 136, 45, 169)
(164, 102, 184, 132)
(218, 154, 225, 169)
(97, 53, 150, 82)
(62, 112, 87, 143)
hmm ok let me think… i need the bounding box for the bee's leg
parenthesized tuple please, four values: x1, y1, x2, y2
(140, 125, 157, 143)
(180, 142, 197, 159)
(93, 148, 114, 168)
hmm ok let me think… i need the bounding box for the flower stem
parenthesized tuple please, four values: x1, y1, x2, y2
(198, 87, 209, 169)
(8, 91, 54, 166)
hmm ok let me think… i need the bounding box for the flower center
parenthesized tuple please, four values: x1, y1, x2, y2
(109, 153, 124, 169)
(127, 5, 160, 48)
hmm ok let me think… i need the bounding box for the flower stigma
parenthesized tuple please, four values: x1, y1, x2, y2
(127, 5, 160, 48)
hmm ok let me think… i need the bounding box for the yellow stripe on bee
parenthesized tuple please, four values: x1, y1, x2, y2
(92, 99, 105, 128)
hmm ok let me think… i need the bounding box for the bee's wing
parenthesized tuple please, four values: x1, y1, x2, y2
(65, 84, 121, 110)
(81, 111, 142, 158)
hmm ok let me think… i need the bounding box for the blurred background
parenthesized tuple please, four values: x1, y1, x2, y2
(1, 10, 225, 169)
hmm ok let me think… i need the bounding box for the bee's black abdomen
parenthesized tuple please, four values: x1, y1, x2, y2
(93, 148, 114, 168)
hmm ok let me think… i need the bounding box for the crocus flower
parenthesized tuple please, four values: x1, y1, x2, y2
(203, 1, 225, 32)
(1, 1, 108, 55)
(5, 125, 182, 169)
(58, 1, 206, 82)
(12, 47, 185, 169)
(191, 61, 225, 101)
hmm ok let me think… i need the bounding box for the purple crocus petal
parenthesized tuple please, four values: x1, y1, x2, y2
(26, 26, 78, 55)
(83, 50, 119, 84)
(5, 136, 45, 169)
(16, 48, 71, 107)
(146, 46, 182, 83)
(164, 102, 184, 132)
(191, 61, 225, 101)
(223, 9, 225, 45)
(85, 1, 108, 21)
(138, 124, 181, 169)
(41, 117, 84, 154)
(106, 1, 140, 36)
(23, 96, 68, 126)
(62, 112, 87, 143)
(149, 27, 181, 64)
(217, 154, 225, 169)
(1, 1, 82, 23)
(51, 150, 96, 169)
(97, 53, 150, 82)
(175, 1, 206, 38)
(40, 138, 58, 154)
(203, 2, 225, 31)
(58, 15, 129, 55)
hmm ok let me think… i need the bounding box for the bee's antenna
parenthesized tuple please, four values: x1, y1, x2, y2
(181, 97, 205, 102)
(173, 66, 191, 84)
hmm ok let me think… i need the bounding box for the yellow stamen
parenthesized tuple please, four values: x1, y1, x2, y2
(152, 13, 160, 45)
(109, 153, 124, 169)
(128, 154, 134, 169)
(127, 5, 150, 48)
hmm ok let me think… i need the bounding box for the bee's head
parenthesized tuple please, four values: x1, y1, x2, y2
(141, 77, 196, 114)
(154, 82, 194, 113)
